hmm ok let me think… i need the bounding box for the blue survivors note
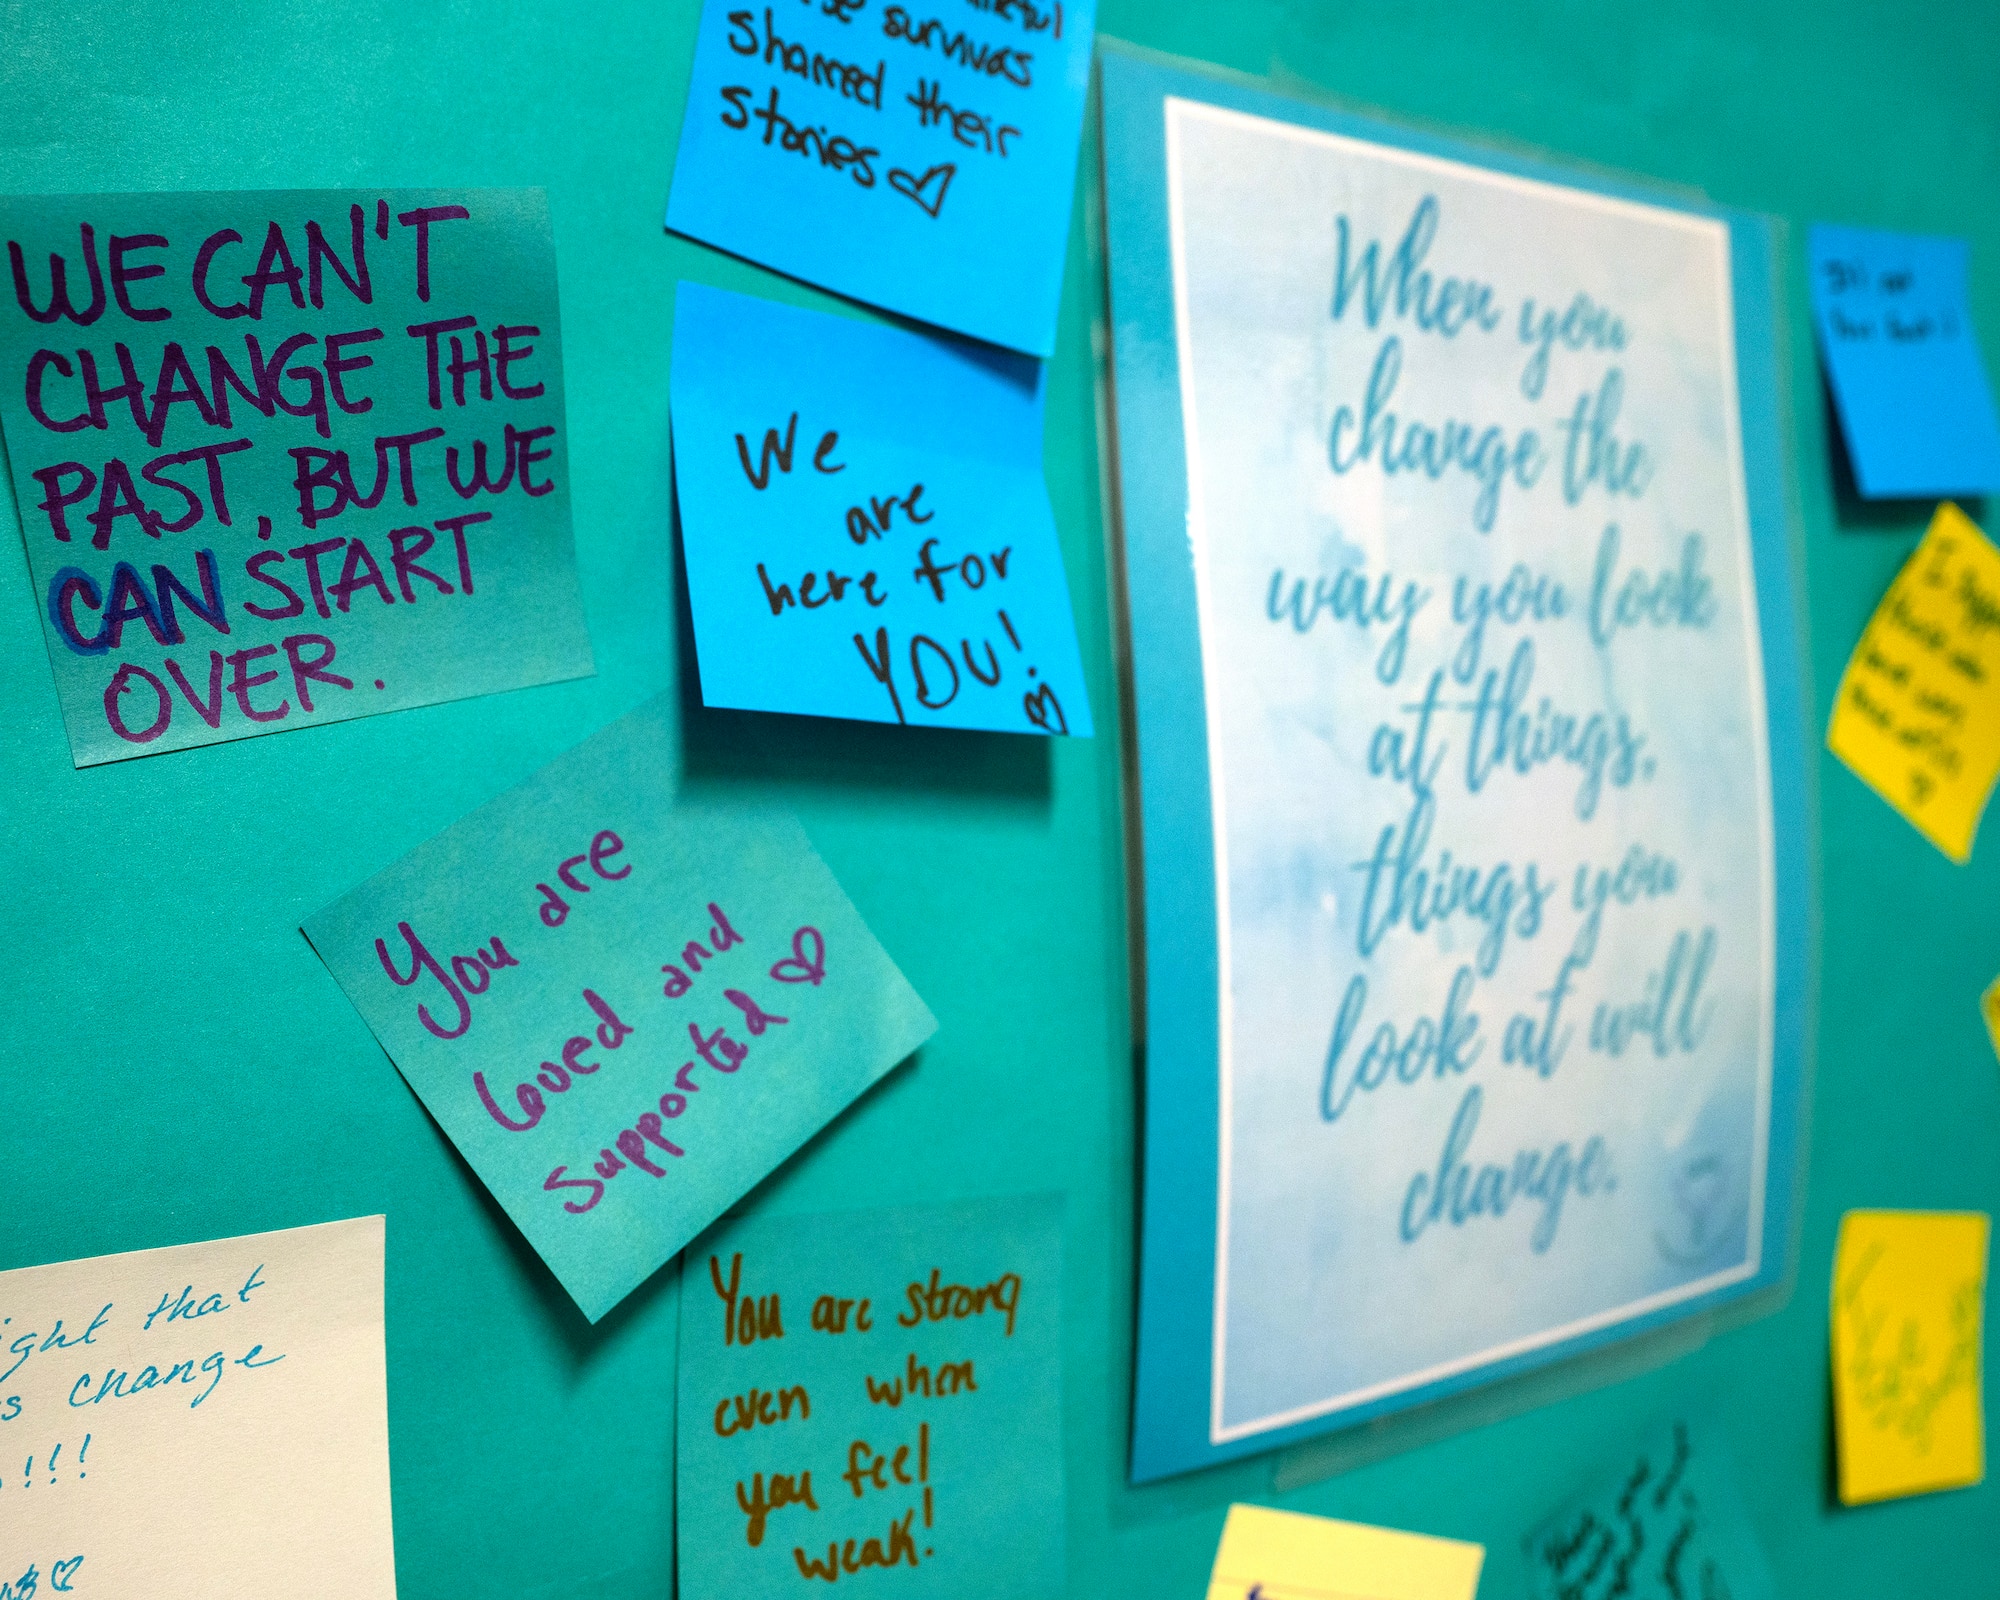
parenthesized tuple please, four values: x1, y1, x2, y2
(669, 282, 1092, 736)
(1809, 224, 2000, 498)
(663, 0, 1095, 357)
(676, 1195, 1065, 1599)
(302, 695, 938, 1323)
(1523, 1419, 1776, 1600)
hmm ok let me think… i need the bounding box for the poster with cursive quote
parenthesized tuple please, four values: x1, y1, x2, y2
(1101, 55, 1807, 1480)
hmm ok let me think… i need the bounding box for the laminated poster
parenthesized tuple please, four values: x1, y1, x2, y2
(1100, 51, 1808, 1479)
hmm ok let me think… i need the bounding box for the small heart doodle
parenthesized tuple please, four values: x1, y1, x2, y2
(768, 924, 827, 986)
(886, 162, 956, 219)
(1023, 683, 1068, 736)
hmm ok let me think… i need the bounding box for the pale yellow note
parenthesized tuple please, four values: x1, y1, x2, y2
(1831, 1209, 1989, 1505)
(0, 1217, 395, 1598)
(1206, 1503, 1484, 1600)
(1827, 502, 2000, 862)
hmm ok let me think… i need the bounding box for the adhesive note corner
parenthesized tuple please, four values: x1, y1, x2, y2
(0, 1217, 394, 1600)
(670, 282, 1091, 736)
(0, 190, 594, 765)
(302, 695, 938, 1322)
(1523, 1418, 1774, 1600)
(1808, 224, 2000, 499)
(676, 1194, 1065, 1597)
(1831, 1209, 1988, 1505)
(1827, 502, 2000, 861)
(1206, 1504, 1483, 1600)
(663, 0, 1095, 356)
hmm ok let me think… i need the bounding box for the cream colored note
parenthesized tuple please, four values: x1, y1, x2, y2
(1827, 502, 2000, 862)
(1206, 1504, 1484, 1600)
(1831, 1209, 1988, 1505)
(0, 1216, 395, 1598)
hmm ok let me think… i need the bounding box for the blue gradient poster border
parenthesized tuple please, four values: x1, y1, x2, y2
(1101, 48, 1809, 1482)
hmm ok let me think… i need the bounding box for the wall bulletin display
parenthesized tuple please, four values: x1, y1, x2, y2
(1099, 47, 1811, 1480)
(10, 5, 2000, 1597)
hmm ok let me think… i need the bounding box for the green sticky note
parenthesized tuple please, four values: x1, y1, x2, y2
(1523, 1419, 1776, 1600)
(677, 1195, 1066, 1597)
(303, 695, 937, 1321)
(0, 188, 593, 765)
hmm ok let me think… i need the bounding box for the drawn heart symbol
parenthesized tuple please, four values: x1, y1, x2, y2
(1022, 683, 1068, 736)
(51, 1556, 85, 1592)
(887, 162, 956, 219)
(768, 924, 827, 986)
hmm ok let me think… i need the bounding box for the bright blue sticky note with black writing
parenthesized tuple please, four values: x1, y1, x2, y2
(302, 695, 937, 1322)
(1809, 224, 2000, 498)
(676, 1195, 1065, 1599)
(664, 0, 1095, 356)
(669, 282, 1092, 736)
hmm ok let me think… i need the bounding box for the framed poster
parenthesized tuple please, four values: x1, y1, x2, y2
(1099, 46, 1810, 1482)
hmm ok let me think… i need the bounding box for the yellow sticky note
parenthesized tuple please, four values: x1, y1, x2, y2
(1982, 974, 2000, 1064)
(1206, 1504, 1484, 1600)
(1831, 1209, 1989, 1505)
(1828, 502, 2000, 862)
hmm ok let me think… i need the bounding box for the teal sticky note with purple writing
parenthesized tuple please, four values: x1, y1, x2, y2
(669, 282, 1091, 736)
(0, 189, 593, 766)
(1523, 1419, 1776, 1600)
(664, 0, 1095, 357)
(1809, 224, 2000, 498)
(302, 695, 937, 1321)
(676, 1195, 1065, 1598)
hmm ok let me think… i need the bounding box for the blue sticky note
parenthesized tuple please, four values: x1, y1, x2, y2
(670, 282, 1092, 736)
(1523, 1419, 1776, 1600)
(664, 0, 1095, 356)
(1809, 224, 2000, 498)
(677, 1195, 1065, 1598)
(303, 695, 937, 1322)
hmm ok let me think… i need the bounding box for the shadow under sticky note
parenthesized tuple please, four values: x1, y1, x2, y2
(1832, 1209, 1989, 1506)
(1205, 1504, 1483, 1600)
(1827, 502, 2000, 861)
(1808, 224, 2000, 499)
(0, 189, 594, 766)
(676, 1194, 1065, 1599)
(1522, 1418, 1775, 1600)
(663, 0, 1096, 356)
(669, 282, 1092, 736)
(0, 1218, 394, 1600)
(302, 695, 938, 1322)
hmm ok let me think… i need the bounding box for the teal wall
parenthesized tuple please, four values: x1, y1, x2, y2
(2, 1, 1996, 1595)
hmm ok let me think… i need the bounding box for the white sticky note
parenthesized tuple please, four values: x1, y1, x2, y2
(0, 1216, 395, 1599)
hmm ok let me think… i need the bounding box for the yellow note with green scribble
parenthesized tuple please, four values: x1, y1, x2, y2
(1827, 503, 2000, 862)
(1983, 975, 2000, 1065)
(1831, 1209, 1989, 1505)
(1206, 1504, 1484, 1600)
